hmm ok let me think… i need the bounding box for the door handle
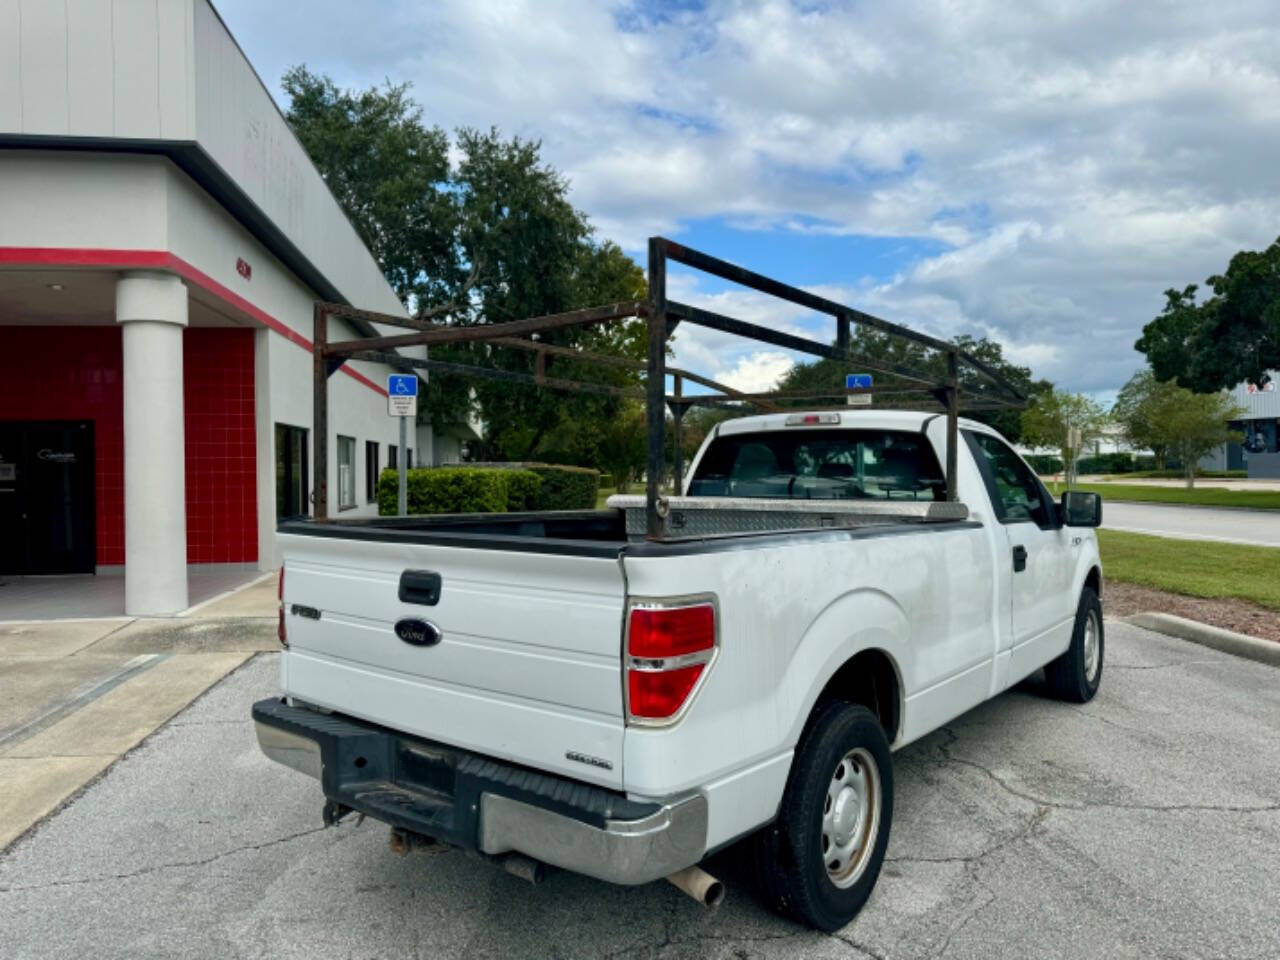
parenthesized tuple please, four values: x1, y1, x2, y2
(1012, 544, 1027, 573)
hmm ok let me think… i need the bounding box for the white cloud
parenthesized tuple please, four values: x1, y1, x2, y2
(216, 0, 1280, 394)
(712, 351, 796, 393)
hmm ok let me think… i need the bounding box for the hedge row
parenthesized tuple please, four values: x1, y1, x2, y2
(525, 464, 599, 511)
(1077, 452, 1140, 474)
(376, 464, 600, 516)
(1025, 454, 1064, 475)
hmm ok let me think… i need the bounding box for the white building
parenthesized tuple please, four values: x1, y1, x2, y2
(1201, 376, 1280, 478)
(0, 0, 468, 615)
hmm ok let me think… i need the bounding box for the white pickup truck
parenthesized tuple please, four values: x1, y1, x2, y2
(254, 409, 1103, 930)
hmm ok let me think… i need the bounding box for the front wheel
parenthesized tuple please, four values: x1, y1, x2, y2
(753, 701, 894, 931)
(1044, 586, 1104, 702)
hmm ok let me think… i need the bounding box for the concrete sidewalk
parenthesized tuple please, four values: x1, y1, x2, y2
(0, 576, 278, 850)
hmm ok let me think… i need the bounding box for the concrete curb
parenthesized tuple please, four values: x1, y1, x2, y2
(1126, 612, 1280, 668)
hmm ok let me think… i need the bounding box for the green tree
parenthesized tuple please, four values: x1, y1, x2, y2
(282, 66, 461, 308)
(1111, 370, 1181, 468)
(283, 69, 648, 462)
(592, 401, 648, 493)
(775, 332, 1050, 442)
(1135, 236, 1280, 392)
(1020, 389, 1109, 487)
(1111, 370, 1244, 487)
(1161, 392, 1245, 488)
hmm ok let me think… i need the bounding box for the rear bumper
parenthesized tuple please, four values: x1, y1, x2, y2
(252, 697, 706, 886)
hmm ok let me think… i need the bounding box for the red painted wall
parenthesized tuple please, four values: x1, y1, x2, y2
(0, 326, 257, 566)
(183, 328, 258, 564)
(0, 327, 126, 564)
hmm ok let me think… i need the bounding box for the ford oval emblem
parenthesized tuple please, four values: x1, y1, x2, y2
(395, 618, 442, 647)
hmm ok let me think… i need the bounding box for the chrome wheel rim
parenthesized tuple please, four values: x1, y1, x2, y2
(821, 747, 881, 889)
(1083, 609, 1101, 683)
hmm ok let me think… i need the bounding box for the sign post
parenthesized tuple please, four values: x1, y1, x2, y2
(388, 375, 418, 517)
(845, 373, 873, 406)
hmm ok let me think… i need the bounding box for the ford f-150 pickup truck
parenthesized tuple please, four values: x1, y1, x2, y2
(253, 409, 1103, 930)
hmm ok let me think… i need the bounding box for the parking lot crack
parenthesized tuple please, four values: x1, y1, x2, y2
(1106, 660, 1219, 671)
(888, 804, 1050, 868)
(831, 933, 889, 959)
(0, 824, 334, 892)
(928, 872, 998, 960)
(934, 727, 1280, 815)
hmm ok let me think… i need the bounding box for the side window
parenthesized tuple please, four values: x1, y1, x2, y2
(964, 431, 1056, 527)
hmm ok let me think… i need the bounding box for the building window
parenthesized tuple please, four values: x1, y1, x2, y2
(407, 447, 413, 469)
(365, 441, 379, 502)
(337, 435, 356, 510)
(388, 445, 397, 469)
(275, 424, 309, 519)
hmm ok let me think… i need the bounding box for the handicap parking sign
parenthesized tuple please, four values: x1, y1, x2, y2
(388, 375, 418, 396)
(388, 375, 418, 417)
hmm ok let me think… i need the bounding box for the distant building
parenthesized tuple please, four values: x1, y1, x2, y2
(0, 0, 456, 614)
(1200, 376, 1280, 478)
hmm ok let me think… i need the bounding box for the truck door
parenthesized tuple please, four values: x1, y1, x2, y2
(963, 431, 1073, 687)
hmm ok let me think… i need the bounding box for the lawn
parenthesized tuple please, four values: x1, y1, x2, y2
(1056, 483, 1280, 510)
(1097, 529, 1280, 611)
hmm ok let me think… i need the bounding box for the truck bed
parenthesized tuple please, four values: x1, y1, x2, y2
(278, 497, 970, 556)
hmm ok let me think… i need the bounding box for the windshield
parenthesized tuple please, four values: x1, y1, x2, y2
(688, 428, 945, 501)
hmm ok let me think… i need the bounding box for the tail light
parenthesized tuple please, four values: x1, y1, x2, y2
(625, 598, 717, 725)
(277, 565, 288, 649)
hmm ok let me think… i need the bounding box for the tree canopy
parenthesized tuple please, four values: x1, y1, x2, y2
(1020, 389, 1109, 487)
(282, 66, 649, 462)
(774, 331, 1049, 442)
(1135, 236, 1280, 392)
(1111, 370, 1244, 486)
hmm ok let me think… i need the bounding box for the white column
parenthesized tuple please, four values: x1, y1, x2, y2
(117, 271, 189, 615)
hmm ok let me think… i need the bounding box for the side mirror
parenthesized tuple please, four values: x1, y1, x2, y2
(1061, 490, 1102, 528)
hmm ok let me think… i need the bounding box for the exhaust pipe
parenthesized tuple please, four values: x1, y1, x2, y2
(666, 865, 725, 908)
(389, 828, 438, 856)
(499, 853, 544, 885)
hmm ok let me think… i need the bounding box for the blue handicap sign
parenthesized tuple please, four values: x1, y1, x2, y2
(388, 374, 418, 397)
(845, 373, 873, 389)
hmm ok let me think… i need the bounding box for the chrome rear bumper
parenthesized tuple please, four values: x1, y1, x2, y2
(252, 698, 706, 886)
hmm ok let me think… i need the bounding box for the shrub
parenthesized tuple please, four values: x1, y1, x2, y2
(377, 467, 541, 515)
(1025, 454, 1064, 475)
(1077, 452, 1136, 475)
(528, 464, 600, 510)
(598, 473, 614, 489)
(503, 470, 543, 511)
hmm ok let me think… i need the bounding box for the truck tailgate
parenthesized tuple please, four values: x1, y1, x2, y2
(278, 534, 627, 789)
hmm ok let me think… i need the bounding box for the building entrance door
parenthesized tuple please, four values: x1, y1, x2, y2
(0, 421, 96, 575)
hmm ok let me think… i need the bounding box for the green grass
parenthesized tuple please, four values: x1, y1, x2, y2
(1047, 483, 1280, 510)
(1104, 469, 1248, 480)
(1098, 529, 1280, 611)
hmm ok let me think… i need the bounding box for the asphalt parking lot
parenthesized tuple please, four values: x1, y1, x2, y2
(1, 620, 1277, 960)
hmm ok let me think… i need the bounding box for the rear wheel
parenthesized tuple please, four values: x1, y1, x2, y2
(753, 701, 893, 931)
(1044, 586, 1103, 702)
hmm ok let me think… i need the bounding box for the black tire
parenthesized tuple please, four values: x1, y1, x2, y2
(753, 701, 893, 932)
(1044, 586, 1104, 703)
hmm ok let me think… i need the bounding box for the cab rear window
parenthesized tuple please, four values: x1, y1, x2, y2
(688, 429, 945, 501)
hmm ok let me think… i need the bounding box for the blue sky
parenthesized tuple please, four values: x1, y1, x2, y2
(214, 0, 1280, 404)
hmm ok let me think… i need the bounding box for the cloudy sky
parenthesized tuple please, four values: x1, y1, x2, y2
(215, 0, 1280, 402)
